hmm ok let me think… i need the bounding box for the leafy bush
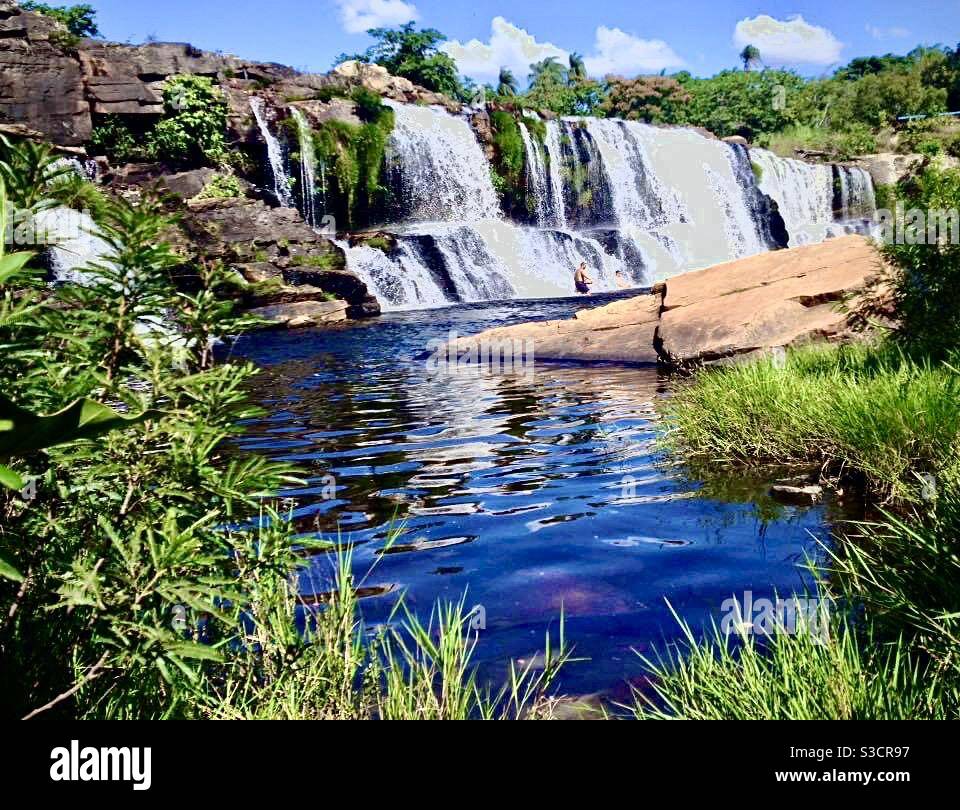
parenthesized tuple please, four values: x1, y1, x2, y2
(146, 75, 229, 167)
(90, 116, 141, 163)
(20, 2, 99, 37)
(881, 166, 960, 359)
(195, 172, 243, 200)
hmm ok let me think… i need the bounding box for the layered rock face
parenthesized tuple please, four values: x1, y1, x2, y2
(0, 2, 389, 326)
(452, 236, 889, 369)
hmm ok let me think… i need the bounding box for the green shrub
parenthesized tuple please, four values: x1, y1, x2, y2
(195, 172, 243, 200)
(312, 101, 394, 229)
(146, 75, 229, 167)
(881, 166, 960, 358)
(90, 116, 141, 163)
(20, 2, 99, 37)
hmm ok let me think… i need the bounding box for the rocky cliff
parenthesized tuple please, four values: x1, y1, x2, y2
(0, 1, 459, 324)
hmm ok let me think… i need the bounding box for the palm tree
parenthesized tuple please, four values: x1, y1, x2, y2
(568, 52, 587, 83)
(529, 57, 566, 86)
(740, 44, 762, 72)
(497, 67, 518, 97)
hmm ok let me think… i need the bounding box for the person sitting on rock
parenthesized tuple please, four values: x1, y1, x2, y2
(574, 262, 594, 295)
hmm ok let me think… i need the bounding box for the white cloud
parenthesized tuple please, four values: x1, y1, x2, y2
(583, 26, 685, 76)
(866, 24, 911, 41)
(443, 17, 685, 84)
(441, 17, 568, 84)
(733, 14, 843, 66)
(337, 0, 419, 35)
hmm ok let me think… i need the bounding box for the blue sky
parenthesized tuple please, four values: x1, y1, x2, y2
(88, 0, 959, 83)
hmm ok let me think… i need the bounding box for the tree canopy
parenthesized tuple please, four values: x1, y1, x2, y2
(20, 2, 99, 37)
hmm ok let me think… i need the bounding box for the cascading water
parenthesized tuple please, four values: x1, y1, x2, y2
(750, 148, 834, 245)
(837, 165, 877, 220)
(270, 96, 876, 311)
(290, 107, 322, 228)
(251, 97, 296, 208)
(342, 102, 632, 310)
(385, 100, 500, 222)
(35, 207, 114, 286)
(519, 122, 551, 228)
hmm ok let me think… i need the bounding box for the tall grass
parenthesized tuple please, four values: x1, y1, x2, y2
(664, 342, 960, 502)
(631, 606, 947, 720)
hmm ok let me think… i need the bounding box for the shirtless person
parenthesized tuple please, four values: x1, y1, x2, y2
(574, 262, 594, 295)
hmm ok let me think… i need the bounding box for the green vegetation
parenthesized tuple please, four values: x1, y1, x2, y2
(20, 2, 99, 37)
(148, 75, 229, 166)
(336, 22, 468, 101)
(91, 75, 229, 168)
(194, 172, 243, 200)
(0, 134, 579, 720)
(649, 165, 960, 718)
(489, 110, 526, 213)
(309, 89, 395, 228)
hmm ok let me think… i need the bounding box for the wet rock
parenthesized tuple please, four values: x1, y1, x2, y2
(247, 299, 348, 329)
(449, 295, 663, 365)
(770, 484, 824, 504)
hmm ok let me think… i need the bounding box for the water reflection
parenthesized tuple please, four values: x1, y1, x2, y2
(233, 297, 838, 695)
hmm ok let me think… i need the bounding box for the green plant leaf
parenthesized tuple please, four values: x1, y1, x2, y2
(0, 464, 22, 490)
(0, 550, 23, 583)
(0, 394, 160, 457)
(0, 251, 35, 285)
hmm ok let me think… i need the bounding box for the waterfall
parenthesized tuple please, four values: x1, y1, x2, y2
(543, 121, 568, 229)
(519, 122, 550, 227)
(837, 165, 877, 220)
(251, 97, 296, 208)
(385, 100, 500, 222)
(34, 207, 113, 285)
(751, 148, 834, 245)
(279, 97, 875, 311)
(290, 108, 321, 228)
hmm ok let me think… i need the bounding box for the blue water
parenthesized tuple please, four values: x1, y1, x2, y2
(232, 294, 836, 697)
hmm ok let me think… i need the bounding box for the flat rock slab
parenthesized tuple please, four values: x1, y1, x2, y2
(248, 300, 348, 329)
(450, 295, 662, 365)
(453, 236, 887, 368)
(658, 235, 887, 366)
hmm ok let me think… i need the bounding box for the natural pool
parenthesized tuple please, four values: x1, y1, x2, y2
(232, 293, 840, 697)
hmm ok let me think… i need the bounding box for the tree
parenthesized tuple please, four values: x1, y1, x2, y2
(335, 22, 466, 100)
(20, 2, 99, 37)
(740, 44, 761, 72)
(528, 57, 568, 87)
(568, 53, 587, 83)
(497, 67, 518, 97)
(601, 76, 691, 123)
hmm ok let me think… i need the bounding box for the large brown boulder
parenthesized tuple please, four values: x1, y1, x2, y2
(453, 236, 888, 369)
(451, 295, 663, 366)
(656, 236, 887, 366)
(0, 4, 91, 145)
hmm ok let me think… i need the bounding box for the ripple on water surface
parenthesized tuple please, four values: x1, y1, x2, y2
(233, 296, 838, 695)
